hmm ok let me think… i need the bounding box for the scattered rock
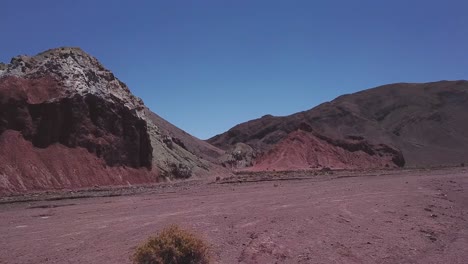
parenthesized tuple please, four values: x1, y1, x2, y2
(220, 143, 256, 169)
(168, 163, 192, 179)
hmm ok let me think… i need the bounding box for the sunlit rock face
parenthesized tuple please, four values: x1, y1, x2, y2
(0, 47, 224, 195)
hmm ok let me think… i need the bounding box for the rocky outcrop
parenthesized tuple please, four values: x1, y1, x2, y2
(0, 82, 153, 169)
(219, 143, 257, 169)
(0, 62, 7, 72)
(4, 47, 144, 111)
(0, 47, 224, 195)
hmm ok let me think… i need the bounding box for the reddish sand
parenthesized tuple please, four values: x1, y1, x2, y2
(0, 167, 467, 263)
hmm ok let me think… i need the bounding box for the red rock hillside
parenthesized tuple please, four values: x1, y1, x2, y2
(0, 47, 224, 195)
(253, 130, 403, 171)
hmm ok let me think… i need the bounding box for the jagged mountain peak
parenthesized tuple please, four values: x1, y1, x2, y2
(35, 46, 88, 57)
(1, 47, 144, 111)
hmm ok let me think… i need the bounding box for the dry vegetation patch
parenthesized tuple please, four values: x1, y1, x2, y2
(133, 225, 210, 264)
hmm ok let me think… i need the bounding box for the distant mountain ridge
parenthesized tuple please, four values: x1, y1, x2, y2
(208, 80, 468, 170)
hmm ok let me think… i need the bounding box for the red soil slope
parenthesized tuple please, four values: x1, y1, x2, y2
(251, 130, 402, 171)
(0, 131, 157, 195)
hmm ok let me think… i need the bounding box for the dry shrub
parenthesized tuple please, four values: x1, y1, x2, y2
(133, 225, 210, 264)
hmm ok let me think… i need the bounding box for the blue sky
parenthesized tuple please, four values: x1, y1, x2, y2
(2, 1, 468, 139)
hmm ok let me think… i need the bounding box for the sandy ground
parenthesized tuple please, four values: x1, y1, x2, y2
(0, 168, 467, 264)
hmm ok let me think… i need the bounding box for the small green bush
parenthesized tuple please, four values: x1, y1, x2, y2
(133, 225, 210, 264)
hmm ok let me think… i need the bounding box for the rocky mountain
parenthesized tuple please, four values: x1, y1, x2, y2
(208, 81, 468, 170)
(2, 47, 466, 194)
(0, 47, 224, 195)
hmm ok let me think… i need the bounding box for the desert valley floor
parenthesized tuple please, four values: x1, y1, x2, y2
(1, 168, 467, 264)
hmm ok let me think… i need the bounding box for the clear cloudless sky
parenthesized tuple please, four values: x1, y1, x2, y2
(2, 0, 468, 139)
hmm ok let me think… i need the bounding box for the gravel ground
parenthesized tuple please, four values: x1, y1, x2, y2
(0, 168, 467, 264)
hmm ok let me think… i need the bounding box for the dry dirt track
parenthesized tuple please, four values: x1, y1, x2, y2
(1, 168, 467, 264)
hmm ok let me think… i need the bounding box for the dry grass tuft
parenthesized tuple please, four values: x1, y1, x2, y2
(133, 225, 210, 264)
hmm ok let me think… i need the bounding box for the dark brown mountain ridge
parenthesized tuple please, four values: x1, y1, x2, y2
(208, 80, 468, 170)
